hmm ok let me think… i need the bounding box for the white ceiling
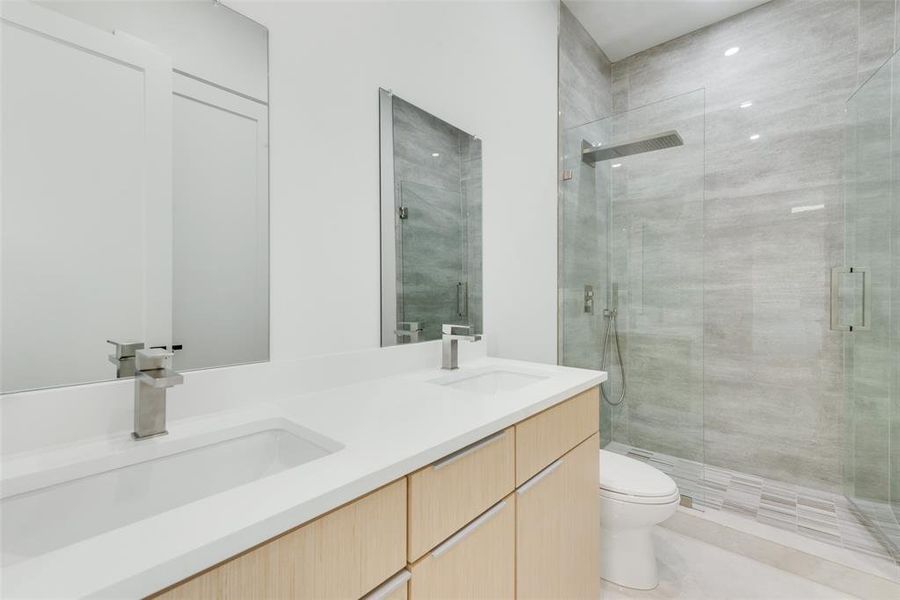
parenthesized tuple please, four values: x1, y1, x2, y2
(565, 0, 771, 62)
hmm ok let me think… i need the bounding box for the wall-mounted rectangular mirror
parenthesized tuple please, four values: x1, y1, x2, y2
(1, 1, 269, 393)
(379, 90, 483, 346)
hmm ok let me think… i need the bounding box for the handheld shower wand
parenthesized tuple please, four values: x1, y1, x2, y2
(600, 285, 626, 406)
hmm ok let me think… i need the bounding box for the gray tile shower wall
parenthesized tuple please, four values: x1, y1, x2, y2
(558, 3, 613, 130)
(557, 2, 613, 443)
(559, 0, 898, 493)
(610, 0, 861, 490)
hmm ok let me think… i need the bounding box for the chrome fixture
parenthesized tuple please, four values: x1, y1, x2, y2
(600, 283, 626, 406)
(441, 324, 482, 370)
(107, 339, 144, 378)
(133, 348, 183, 440)
(584, 284, 594, 314)
(582, 130, 684, 166)
(395, 321, 423, 344)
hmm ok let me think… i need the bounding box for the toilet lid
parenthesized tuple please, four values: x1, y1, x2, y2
(599, 450, 679, 498)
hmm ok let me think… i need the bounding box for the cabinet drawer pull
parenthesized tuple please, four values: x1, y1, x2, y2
(433, 430, 507, 470)
(516, 458, 562, 496)
(431, 500, 507, 558)
(362, 569, 411, 600)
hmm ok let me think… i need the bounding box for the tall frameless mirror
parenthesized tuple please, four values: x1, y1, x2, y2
(1, 0, 269, 393)
(379, 89, 482, 346)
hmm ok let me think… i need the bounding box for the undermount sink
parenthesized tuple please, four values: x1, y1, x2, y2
(432, 368, 549, 394)
(0, 419, 341, 567)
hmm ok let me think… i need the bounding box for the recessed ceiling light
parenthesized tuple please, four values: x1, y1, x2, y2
(594, 142, 603, 147)
(740, 101, 753, 108)
(724, 46, 740, 57)
(431, 153, 440, 157)
(611, 163, 622, 168)
(749, 134, 760, 140)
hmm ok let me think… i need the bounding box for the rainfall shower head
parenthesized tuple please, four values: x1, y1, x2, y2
(581, 130, 684, 166)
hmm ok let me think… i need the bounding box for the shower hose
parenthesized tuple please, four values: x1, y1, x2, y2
(600, 307, 626, 406)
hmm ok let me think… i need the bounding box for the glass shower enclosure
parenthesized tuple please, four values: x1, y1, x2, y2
(559, 89, 706, 502)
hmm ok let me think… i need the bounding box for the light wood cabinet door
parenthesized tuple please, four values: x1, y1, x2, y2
(153, 479, 407, 600)
(516, 434, 600, 600)
(407, 427, 515, 561)
(516, 386, 599, 485)
(409, 494, 515, 600)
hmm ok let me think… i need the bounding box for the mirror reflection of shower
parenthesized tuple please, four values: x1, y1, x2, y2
(582, 130, 684, 407)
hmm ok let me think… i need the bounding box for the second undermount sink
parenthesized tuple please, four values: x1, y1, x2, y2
(1, 419, 342, 567)
(432, 368, 549, 394)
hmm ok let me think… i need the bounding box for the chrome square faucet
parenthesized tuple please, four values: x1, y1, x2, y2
(441, 324, 482, 370)
(133, 348, 183, 439)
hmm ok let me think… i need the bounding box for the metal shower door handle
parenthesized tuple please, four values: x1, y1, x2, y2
(831, 266, 871, 331)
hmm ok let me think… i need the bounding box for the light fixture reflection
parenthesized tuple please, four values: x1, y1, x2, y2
(611, 163, 622, 168)
(740, 101, 753, 108)
(791, 204, 825, 214)
(724, 46, 740, 56)
(749, 134, 760, 140)
(431, 153, 440, 157)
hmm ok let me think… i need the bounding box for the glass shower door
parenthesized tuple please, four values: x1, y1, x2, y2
(842, 50, 899, 538)
(559, 89, 706, 503)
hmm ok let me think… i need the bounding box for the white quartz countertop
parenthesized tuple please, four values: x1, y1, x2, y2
(1, 356, 605, 598)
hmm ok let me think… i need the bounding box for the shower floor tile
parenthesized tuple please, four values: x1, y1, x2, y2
(606, 441, 900, 577)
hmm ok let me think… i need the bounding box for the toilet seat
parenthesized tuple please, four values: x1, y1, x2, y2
(599, 450, 680, 505)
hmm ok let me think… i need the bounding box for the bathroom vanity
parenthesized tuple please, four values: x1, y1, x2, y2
(156, 387, 599, 600)
(0, 353, 605, 598)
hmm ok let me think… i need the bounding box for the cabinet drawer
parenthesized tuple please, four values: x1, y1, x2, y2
(515, 386, 599, 485)
(408, 427, 515, 561)
(409, 495, 516, 600)
(152, 479, 407, 600)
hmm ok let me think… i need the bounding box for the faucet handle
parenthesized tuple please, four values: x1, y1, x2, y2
(136, 348, 175, 370)
(442, 324, 471, 336)
(135, 348, 182, 388)
(107, 339, 144, 360)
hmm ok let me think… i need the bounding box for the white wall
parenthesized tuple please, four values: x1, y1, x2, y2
(233, 0, 560, 364)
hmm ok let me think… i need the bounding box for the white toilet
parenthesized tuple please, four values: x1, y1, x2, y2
(598, 449, 680, 590)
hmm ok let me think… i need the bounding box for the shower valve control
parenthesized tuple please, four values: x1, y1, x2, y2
(584, 285, 594, 314)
